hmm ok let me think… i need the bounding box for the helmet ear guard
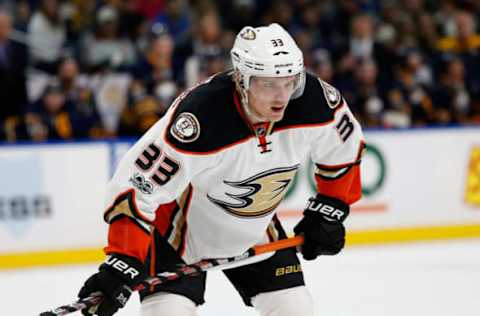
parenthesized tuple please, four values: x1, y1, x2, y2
(230, 23, 306, 100)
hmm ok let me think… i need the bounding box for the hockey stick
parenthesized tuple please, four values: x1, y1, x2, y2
(40, 236, 304, 316)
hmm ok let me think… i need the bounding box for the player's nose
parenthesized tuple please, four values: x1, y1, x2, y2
(273, 87, 291, 104)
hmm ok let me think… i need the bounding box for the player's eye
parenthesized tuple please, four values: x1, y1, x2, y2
(284, 80, 296, 90)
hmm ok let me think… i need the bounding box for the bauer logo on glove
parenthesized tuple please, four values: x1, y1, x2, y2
(104, 255, 141, 280)
(305, 197, 348, 222)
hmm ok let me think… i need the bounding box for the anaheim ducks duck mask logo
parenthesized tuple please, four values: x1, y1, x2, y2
(239, 28, 256, 40)
(207, 165, 299, 218)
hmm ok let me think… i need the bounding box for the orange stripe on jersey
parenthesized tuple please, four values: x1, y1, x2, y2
(104, 217, 151, 262)
(315, 164, 362, 205)
(154, 200, 178, 236)
(314, 141, 365, 204)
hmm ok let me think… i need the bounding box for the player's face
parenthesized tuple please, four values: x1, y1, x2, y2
(248, 75, 298, 122)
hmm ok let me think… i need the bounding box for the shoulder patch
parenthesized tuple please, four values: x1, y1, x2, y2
(170, 112, 200, 143)
(318, 78, 341, 109)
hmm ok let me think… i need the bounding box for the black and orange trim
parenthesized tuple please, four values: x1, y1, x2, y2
(153, 185, 194, 256)
(162, 71, 349, 156)
(314, 142, 366, 205)
(315, 140, 366, 173)
(104, 189, 153, 227)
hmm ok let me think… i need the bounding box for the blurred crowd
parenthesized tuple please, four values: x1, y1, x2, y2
(0, 0, 480, 142)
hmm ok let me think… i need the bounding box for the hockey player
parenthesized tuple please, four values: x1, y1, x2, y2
(78, 23, 365, 316)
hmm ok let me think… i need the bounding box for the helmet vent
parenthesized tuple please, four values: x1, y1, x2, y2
(245, 61, 265, 70)
(245, 61, 264, 66)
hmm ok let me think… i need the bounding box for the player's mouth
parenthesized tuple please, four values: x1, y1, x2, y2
(271, 106, 285, 113)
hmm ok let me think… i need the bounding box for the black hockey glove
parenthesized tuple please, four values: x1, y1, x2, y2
(294, 194, 349, 260)
(78, 253, 148, 316)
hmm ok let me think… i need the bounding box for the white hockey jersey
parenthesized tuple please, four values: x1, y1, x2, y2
(103, 71, 365, 264)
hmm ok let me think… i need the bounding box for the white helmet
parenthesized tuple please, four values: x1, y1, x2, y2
(231, 23, 305, 99)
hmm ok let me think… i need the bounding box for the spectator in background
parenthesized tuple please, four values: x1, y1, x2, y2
(293, 30, 315, 69)
(431, 57, 472, 124)
(333, 13, 380, 84)
(262, 0, 295, 31)
(108, 0, 147, 44)
(57, 56, 106, 138)
(294, 1, 328, 50)
(437, 10, 480, 54)
(12, 0, 31, 32)
(176, 9, 223, 87)
(375, 2, 408, 83)
(436, 10, 480, 97)
(328, 0, 363, 46)
(219, 28, 236, 60)
(0, 10, 28, 136)
(1, 0, 479, 141)
(80, 5, 136, 73)
(416, 12, 440, 58)
(311, 49, 335, 84)
(341, 58, 385, 127)
(119, 32, 177, 136)
(152, 0, 191, 44)
(434, 0, 458, 37)
(346, 14, 376, 60)
(400, 0, 430, 40)
(136, 0, 165, 21)
(216, 0, 257, 32)
(383, 50, 434, 127)
(399, 48, 433, 87)
(57, 56, 86, 101)
(25, 81, 73, 141)
(64, 0, 97, 43)
(28, 0, 66, 74)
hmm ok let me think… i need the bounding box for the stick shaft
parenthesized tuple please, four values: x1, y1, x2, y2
(40, 236, 304, 316)
(253, 235, 304, 255)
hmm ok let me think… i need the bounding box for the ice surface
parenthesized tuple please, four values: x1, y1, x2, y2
(3, 239, 479, 316)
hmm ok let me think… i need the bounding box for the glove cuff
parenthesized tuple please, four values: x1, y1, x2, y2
(100, 253, 148, 286)
(304, 194, 350, 223)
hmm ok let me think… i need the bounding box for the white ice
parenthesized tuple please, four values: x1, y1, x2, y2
(2, 239, 480, 316)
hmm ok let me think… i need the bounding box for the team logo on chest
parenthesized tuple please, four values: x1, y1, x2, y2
(207, 165, 299, 218)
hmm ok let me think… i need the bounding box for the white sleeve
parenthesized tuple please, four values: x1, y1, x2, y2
(310, 103, 364, 167)
(309, 101, 365, 204)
